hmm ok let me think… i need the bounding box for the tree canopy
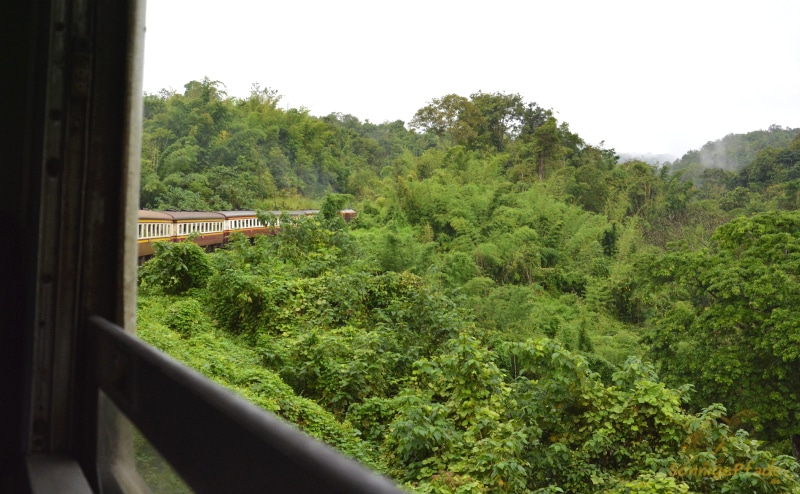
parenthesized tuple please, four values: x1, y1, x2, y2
(136, 80, 800, 492)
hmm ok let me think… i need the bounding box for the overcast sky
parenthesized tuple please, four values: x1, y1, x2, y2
(143, 0, 800, 158)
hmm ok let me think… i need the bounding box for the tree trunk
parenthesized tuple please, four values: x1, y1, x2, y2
(792, 433, 800, 462)
(538, 155, 545, 181)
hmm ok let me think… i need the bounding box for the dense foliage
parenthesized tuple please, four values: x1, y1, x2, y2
(137, 80, 800, 492)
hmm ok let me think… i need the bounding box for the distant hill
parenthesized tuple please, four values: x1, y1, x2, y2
(670, 125, 800, 173)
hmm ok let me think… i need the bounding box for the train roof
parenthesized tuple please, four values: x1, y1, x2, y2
(216, 210, 258, 218)
(138, 210, 176, 221)
(137, 209, 356, 221)
(161, 211, 226, 221)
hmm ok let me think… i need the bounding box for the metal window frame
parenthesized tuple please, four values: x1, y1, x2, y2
(93, 316, 403, 493)
(17, 0, 405, 492)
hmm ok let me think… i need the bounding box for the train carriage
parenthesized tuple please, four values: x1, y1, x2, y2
(169, 211, 226, 249)
(340, 208, 357, 222)
(136, 209, 357, 262)
(218, 210, 273, 241)
(137, 210, 176, 260)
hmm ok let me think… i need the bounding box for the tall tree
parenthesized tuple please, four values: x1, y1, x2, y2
(648, 211, 800, 460)
(409, 94, 475, 147)
(532, 117, 564, 180)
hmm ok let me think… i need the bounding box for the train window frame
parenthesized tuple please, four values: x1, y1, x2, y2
(8, 0, 404, 492)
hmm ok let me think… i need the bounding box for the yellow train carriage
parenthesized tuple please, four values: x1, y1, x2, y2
(218, 210, 273, 240)
(137, 210, 175, 260)
(169, 211, 226, 249)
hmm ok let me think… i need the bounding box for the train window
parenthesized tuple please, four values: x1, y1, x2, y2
(0, 0, 402, 491)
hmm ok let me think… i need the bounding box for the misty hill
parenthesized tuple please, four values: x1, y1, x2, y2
(670, 125, 800, 173)
(617, 152, 675, 165)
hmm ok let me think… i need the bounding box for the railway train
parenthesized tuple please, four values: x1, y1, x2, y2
(137, 208, 357, 261)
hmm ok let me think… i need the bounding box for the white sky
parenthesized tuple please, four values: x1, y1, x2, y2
(143, 0, 800, 158)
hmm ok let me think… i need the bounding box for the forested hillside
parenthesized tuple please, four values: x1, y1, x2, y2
(137, 79, 800, 492)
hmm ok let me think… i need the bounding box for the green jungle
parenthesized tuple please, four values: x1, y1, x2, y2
(136, 78, 800, 493)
